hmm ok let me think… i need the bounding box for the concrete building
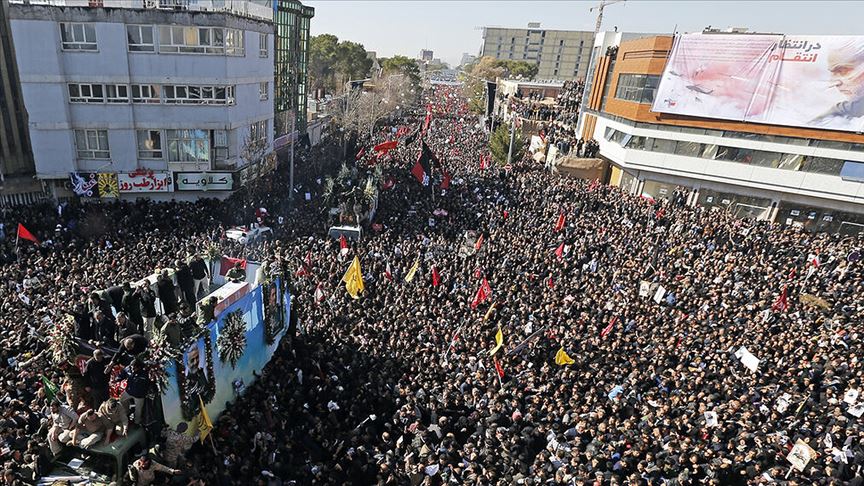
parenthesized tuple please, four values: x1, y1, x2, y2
(579, 32, 864, 234)
(479, 23, 594, 81)
(7, 0, 275, 200)
(273, 0, 313, 141)
(419, 49, 433, 62)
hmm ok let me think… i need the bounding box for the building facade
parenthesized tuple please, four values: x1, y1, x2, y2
(273, 0, 313, 140)
(480, 24, 594, 81)
(580, 32, 864, 235)
(7, 0, 275, 200)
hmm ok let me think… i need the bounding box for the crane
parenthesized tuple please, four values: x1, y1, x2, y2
(589, 0, 625, 35)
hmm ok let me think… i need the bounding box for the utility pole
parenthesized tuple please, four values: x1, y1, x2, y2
(590, 0, 625, 35)
(506, 116, 516, 165)
(289, 111, 295, 208)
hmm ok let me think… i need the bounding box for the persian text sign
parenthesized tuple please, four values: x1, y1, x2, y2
(118, 171, 173, 193)
(652, 34, 864, 132)
(174, 172, 236, 191)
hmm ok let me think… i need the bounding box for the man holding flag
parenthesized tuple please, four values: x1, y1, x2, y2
(342, 256, 365, 299)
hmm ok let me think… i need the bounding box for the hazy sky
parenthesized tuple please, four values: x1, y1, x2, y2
(306, 1, 864, 67)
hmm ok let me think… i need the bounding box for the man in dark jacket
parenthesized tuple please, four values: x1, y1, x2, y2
(93, 310, 118, 348)
(116, 359, 150, 425)
(139, 286, 157, 336)
(83, 348, 110, 408)
(88, 292, 113, 321)
(189, 254, 210, 299)
(66, 302, 93, 341)
(156, 270, 179, 315)
(121, 282, 143, 330)
(175, 260, 196, 307)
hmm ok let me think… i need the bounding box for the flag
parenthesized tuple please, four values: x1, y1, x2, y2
(474, 234, 484, 250)
(809, 251, 821, 268)
(384, 261, 393, 281)
(488, 326, 504, 356)
(373, 140, 398, 152)
(554, 347, 575, 366)
(339, 234, 349, 256)
(403, 125, 421, 145)
(411, 156, 430, 186)
(41, 375, 59, 402)
(547, 276, 555, 288)
(382, 176, 396, 191)
(421, 141, 441, 169)
(772, 285, 789, 312)
(314, 283, 325, 304)
(471, 278, 491, 309)
(431, 266, 440, 287)
(600, 316, 618, 338)
(494, 357, 505, 378)
(554, 213, 566, 232)
(341, 256, 365, 299)
(296, 250, 312, 277)
(405, 258, 420, 283)
(396, 125, 408, 137)
(355, 147, 366, 161)
(554, 243, 564, 260)
(219, 256, 247, 276)
(479, 154, 489, 170)
(198, 396, 213, 443)
(502, 210, 509, 220)
(440, 169, 451, 190)
(17, 224, 39, 245)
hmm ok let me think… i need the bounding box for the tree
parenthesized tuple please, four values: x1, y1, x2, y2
(496, 60, 538, 79)
(334, 41, 373, 91)
(309, 34, 339, 94)
(489, 123, 524, 166)
(461, 56, 540, 114)
(379, 55, 421, 87)
(331, 73, 414, 139)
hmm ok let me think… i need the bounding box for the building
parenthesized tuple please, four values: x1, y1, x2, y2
(0, 0, 39, 204)
(492, 78, 563, 121)
(419, 49, 433, 62)
(479, 23, 594, 81)
(459, 53, 477, 68)
(273, 0, 313, 144)
(579, 31, 864, 234)
(7, 0, 275, 200)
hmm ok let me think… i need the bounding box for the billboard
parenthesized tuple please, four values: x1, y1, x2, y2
(652, 34, 864, 133)
(161, 278, 290, 431)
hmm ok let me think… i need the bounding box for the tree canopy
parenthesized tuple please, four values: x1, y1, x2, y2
(309, 34, 374, 95)
(489, 122, 525, 166)
(378, 55, 422, 88)
(460, 56, 539, 114)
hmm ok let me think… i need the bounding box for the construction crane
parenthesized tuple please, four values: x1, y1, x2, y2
(590, 0, 625, 35)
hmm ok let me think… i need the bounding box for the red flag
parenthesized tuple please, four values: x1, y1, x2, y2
(809, 251, 821, 268)
(502, 210, 509, 220)
(411, 160, 429, 185)
(355, 147, 366, 160)
(219, 256, 247, 276)
(373, 140, 398, 152)
(314, 283, 326, 304)
(479, 154, 489, 170)
(440, 169, 451, 190)
(554, 243, 564, 260)
(494, 357, 504, 379)
(384, 261, 393, 282)
(772, 285, 789, 312)
(382, 176, 396, 191)
(431, 266, 440, 287)
(339, 234, 349, 256)
(471, 278, 491, 309)
(16, 224, 39, 245)
(547, 276, 555, 288)
(554, 213, 566, 232)
(474, 234, 484, 250)
(600, 316, 618, 338)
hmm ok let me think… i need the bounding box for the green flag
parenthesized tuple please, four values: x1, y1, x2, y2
(41, 375, 59, 402)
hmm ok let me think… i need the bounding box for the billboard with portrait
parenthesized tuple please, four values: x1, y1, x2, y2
(652, 34, 864, 132)
(160, 278, 290, 431)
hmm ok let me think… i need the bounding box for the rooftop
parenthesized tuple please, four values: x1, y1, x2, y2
(9, 0, 273, 21)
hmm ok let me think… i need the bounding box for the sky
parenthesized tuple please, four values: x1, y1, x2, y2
(306, 1, 864, 67)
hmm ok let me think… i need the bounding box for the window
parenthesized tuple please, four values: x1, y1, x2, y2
(259, 33, 268, 57)
(126, 25, 154, 52)
(75, 129, 110, 159)
(716, 146, 754, 164)
(137, 130, 163, 159)
(651, 138, 677, 154)
(777, 153, 804, 171)
(250, 120, 267, 143)
(803, 157, 845, 175)
(158, 26, 226, 54)
(105, 84, 129, 103)
(167, 129, 210, 162)
(259, 82, 268, 101)
(68, 83, 104, 103)
(225, 29, 244, 55)
(615, 74, 661, 104)
(213, 130, 229, 161)
(131, 84, 160, 103)
(674, 141, 703, 158)
(60, 23, 97, 51)
(162, 85, 234, 105)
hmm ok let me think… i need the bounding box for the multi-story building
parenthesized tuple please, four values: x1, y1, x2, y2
(273, 0, 313, 144)
(580, 31, 864, 234)
(7, 0, 275, 200)
(419, 49, 433, 62)
(480, 23, 594, 81)
(0, 0, 39, 205)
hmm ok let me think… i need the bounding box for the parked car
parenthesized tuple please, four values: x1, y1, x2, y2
(225, 226, 273, 245)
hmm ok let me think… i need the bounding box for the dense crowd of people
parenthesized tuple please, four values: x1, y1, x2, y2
(1, 84, 863, 486)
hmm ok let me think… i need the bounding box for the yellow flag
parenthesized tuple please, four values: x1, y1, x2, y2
(404, 258, 420, 283)
(555, 347, 575, 366)
(198, 396, 213, 443)
(488, 326, 504, 356)
(341, 256, 365, 299)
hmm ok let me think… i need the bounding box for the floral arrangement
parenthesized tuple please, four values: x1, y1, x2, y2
(143, 328, 181, 393)
(48, 316, 77, 365)
(217, 309, 247, 368)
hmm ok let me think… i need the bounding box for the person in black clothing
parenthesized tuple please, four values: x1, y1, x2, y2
(121, 282, 143, 330)
(107, 334, 149, 368)
(156, 270, 179, 315)
(93, 310, 118, 348)
(175, 260, 196, 307)
(105, 285, 125, 315)
(116, 358, 150, 425)
(189, 254, 210, 299)
(83, 348, 110, 408)
(87, 292, 113, 321)
(65, 302, 93, 341)
(139, 285, 157, 336)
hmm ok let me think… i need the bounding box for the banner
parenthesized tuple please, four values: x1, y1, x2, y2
(69, 172, 99, 197)
(653, 34, 864, 132)
(161, 279, 290, 430)
(118, 170, 173, 193)
(175, 172, 236, 191)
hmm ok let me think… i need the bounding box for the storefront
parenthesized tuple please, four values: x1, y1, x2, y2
(777, 202, 864, 235)
(697, 189, 773, 221)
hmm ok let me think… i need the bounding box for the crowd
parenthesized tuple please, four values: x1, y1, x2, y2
(1, 83, 863, 486)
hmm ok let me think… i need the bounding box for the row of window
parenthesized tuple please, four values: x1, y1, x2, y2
(60, 22, 267, 58)
(614, 74, 661, 105)
(592, 111, 864, 153)
(604, 127, 864, 177)
(68, 83, 241, 105)
(74, 123, 268, 162)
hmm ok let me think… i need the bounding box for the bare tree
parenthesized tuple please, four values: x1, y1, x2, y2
(331, 73, 414, 139)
